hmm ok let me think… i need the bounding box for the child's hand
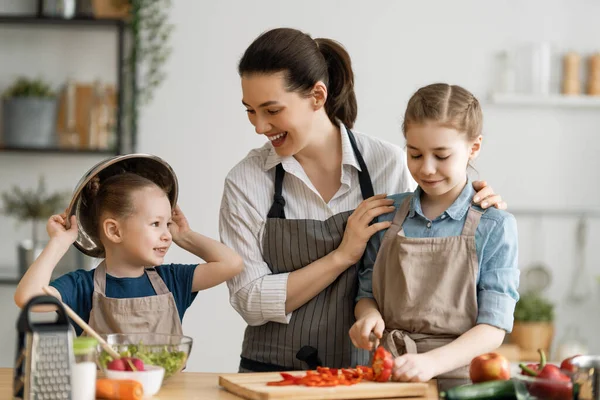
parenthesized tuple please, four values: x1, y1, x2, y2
(349, 314, 385, 350)
(392, 353, 437, 382)
(47, 213, 78, 245)
(169, 205, 191, 243)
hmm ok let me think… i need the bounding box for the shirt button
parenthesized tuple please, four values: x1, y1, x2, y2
(441, 215, 446, 219)
(427, 222, 432, 228)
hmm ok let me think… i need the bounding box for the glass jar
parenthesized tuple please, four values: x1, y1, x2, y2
(72, 337, 98, 400)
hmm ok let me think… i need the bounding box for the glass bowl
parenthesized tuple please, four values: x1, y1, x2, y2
(97, 333, 192, 381)
(512, 372, 574, 400)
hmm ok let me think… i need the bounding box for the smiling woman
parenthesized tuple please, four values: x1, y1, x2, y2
(219, 28, 504, 374)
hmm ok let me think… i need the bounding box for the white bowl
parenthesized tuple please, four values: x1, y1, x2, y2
(105, 365, 165, 398)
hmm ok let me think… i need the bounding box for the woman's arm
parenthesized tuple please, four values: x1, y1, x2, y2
(220, 187, 394, 325)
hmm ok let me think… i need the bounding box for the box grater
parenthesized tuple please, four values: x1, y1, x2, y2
(13, 295, 74, 400)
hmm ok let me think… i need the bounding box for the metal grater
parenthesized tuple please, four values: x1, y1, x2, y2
(13, 295, 74, 400)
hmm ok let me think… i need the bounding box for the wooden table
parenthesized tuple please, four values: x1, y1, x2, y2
(0, 368, 440, 399)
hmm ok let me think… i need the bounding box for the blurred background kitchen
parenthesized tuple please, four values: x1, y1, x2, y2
(0, 0, 598, 373)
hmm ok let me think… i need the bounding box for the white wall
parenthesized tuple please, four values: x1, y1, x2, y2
(0, 1, 599, 371)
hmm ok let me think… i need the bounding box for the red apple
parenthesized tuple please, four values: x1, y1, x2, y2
(560, 354, 581, 373)
(106, 358, 126, 371)
(469, 352, 511, 383)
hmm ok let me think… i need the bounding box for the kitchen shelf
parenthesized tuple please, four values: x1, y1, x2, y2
(489, 93, 600, 108)
(0, 146, 117, 156)
(0, 12, 133, 155)
(0, 15, 125, 28)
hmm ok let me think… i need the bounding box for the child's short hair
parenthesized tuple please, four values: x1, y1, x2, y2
(402, 83, 483, 140)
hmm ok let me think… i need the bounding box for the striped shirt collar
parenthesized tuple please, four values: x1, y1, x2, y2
(263, 122, 362, 172)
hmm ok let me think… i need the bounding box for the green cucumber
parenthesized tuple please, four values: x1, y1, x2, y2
(440, 380, 516, 400)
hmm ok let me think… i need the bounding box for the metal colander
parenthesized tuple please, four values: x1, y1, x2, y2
(65, 154, 179, 258)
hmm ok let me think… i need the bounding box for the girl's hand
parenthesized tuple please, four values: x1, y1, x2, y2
(46, 214, 78, 246)
(472, 180, 507, 210)
(349, 314, 385, 350)
(392, 353, 438, 382)
(335, 194, 395, 266)
(169, 205, 191, 243)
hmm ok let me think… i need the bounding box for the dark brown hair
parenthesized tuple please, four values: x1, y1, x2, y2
(80, 172, 169, 249)
(238, 28, 357, 128)
(402, 83, 483, 140)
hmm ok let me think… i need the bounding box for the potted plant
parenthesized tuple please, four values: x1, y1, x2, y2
(509, 292, 555, 356)
(1, 177, 70, 275)
(2, 77, 58, 148)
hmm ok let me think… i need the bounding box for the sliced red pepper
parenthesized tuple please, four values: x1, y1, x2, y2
(372, 346, 394, 382)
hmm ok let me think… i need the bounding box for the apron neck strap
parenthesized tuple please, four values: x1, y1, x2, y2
(93, 262, 170, 296)
(267, 164, 287, 219)
(145, 268, 170, 295)
(394, 197, 484, 237)
(393, 196, 412, 230)
(346, 128, 375, 200)
(93, 261, 107, 295)
(266, 128, 375, 220)
(461, 207, 484, 236)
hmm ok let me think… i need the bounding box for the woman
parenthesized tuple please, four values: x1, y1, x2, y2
(219, 28, 505, 372)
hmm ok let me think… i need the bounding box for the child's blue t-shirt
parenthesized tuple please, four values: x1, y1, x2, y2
(50, 263, 198, 336)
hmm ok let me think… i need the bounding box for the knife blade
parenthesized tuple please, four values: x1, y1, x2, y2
(368, 332, 380, 365)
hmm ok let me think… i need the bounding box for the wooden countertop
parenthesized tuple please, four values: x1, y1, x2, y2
(0, 368, 440, 399)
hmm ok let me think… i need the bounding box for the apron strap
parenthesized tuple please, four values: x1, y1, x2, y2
(461, 207, 484, 236)
(266, 128, 375, 220)
(92, 262, 170, 296)
(266, 164, 287, 219)
(383, 329, 418, 357)
(93, 261, 107, 295)
(145, 268, 171, 295)
(394, 196, 412, 237)
(346, 129, 375, 200)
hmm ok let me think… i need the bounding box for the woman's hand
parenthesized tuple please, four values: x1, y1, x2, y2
(392, 353, 438, 382)
(472, 180, 507, 210)
(46, 213, 78, 246)
(334, 194, 395, 266)
(169, 205, 191, 244)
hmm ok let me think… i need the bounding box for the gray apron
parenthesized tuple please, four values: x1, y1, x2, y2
(239, 129, 373, 372)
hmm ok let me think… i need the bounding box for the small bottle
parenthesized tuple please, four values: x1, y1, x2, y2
(587, 53, 600, 96)
(72, 337, 98, 400)
(562, 52, 581, 95)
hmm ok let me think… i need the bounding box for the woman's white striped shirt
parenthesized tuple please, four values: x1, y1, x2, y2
(219, 125, 415, 326)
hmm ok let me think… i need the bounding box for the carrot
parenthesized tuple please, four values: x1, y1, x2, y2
(96, 379, 144, 400)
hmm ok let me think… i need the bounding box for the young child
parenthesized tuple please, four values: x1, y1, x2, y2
(349, 83, 519, 383)
(14, 170, 243, 336)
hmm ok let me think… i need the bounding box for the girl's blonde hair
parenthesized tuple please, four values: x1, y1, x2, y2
(402, 83, 482, 140)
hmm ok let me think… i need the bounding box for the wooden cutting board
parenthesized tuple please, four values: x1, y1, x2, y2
(218, 372, 430, 400)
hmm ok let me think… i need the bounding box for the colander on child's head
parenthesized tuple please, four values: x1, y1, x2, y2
(66, 154, 178, 258)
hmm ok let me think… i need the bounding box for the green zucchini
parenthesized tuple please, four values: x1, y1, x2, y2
(440, 380, 516, 400)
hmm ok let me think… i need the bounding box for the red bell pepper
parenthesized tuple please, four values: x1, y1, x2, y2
(530, 364, 573, 400)
(372, 346, 394, 382)
(519, 348, 547, 376)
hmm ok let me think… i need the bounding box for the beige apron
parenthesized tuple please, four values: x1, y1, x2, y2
(372, 195, 482, 386)
(87, 262, 183, 335)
